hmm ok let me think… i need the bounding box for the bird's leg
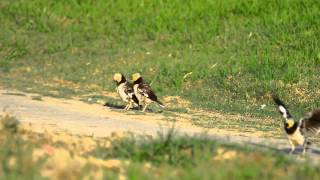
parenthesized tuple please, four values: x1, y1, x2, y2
(124, 104, 129, 110)
(142, 104, 148, 112)
(137, 101, 143, 111)
(302, 140, 310, 155)
(302, 145, 307, 155)
(288, 139, 295, 154)
(127, 101, 133, 110)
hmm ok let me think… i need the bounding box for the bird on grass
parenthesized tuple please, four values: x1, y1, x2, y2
(131, 73, 164, 112)
(272, 95, 320, 154)
(113, 73, 139, 110)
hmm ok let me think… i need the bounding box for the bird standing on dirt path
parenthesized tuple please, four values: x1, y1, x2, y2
(131, 73, 164, 112)
(113, 73, 139, 110)
(272, 95, 320, 154)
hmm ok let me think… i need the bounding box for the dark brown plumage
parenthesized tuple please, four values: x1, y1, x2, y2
(132, 73, 164, 112)
(301, 109, 320, 134)
(137, 83, 164, 106)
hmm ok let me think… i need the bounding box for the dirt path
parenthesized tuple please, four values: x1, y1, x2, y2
(1, 89, 320, 160)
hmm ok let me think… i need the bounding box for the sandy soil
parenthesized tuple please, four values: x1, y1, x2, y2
(0, 89, 264, 138)
(1, 88, 320, 159)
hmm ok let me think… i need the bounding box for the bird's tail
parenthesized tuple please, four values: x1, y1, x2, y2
(272, 95, 293, 120)
(156, 100, 165, 108)
(131, 94, 140, 105)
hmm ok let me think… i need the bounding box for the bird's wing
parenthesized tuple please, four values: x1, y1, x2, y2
(123, 82, 139, 105)
(124, 82, 135, 96)
(301, 109, 320, 134)
(138, 84, 158, 102)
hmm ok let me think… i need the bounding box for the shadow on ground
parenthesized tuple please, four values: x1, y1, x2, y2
(103, 102, 126, 109)
(248, 142, 320, 156)
(103, 102, 164, 113)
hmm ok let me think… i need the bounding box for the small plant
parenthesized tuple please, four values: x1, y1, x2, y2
(0, 115, 44, 179)
(0, 114, 20, 133)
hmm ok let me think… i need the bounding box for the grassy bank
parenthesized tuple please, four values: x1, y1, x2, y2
(0, 0, 320, 117)
(1, 115, 320, 179)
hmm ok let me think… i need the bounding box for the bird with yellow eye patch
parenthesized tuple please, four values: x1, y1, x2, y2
(113, 73, 139, 110)
(131, 73, 165, 112)
(272, 95, 320, 154)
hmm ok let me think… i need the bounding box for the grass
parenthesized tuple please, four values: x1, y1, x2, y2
(1, 115, 320, 179)
(0, 0, 319, 118)
(93, 132, 320, 180)
(191, 114, 282, 136)
(0, 115, 44, 179)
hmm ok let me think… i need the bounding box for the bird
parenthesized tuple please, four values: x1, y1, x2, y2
(131, 73, 164, 112)
(113, 73, 139, 110)
(272, 95, 320, 154)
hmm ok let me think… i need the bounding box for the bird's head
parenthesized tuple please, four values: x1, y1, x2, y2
(113, 73, 125, 83)
(132, 73, 142, 83)
(285, 118, 295, 129)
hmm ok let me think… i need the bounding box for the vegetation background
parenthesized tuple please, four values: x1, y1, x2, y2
(1, 0, 320, 118)
(1, 0, 320, 179)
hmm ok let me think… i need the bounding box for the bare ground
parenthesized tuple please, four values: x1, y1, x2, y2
(1, 88, 320, 160)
